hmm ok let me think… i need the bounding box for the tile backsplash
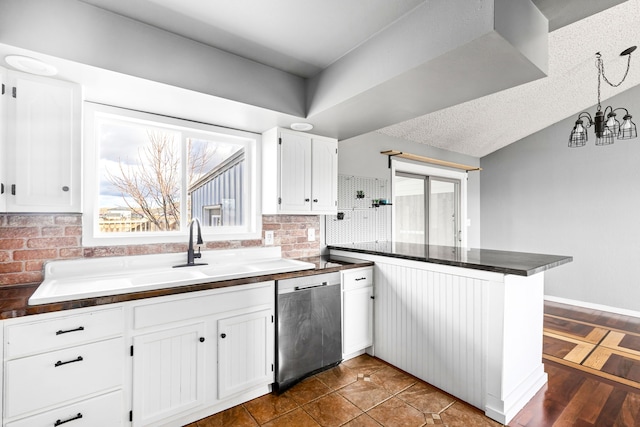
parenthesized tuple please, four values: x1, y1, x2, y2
(0, 213, 320, 286)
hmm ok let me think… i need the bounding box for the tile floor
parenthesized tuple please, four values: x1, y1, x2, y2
(186, 354, 503, 427)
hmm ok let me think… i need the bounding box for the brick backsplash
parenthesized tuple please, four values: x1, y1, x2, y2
(0, 213, 321, 286)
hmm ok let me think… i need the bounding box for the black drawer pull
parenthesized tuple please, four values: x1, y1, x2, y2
(54, 356, 83, 367)
(355, 277, 367, 281)
(220, 333, 226, 339)
(56, 326, 84, 335)
(54, 413, 83, 426)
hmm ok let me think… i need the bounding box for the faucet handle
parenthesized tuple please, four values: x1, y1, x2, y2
(194, 247, 202, 259)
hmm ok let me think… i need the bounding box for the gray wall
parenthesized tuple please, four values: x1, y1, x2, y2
(338, 132, 481, 248)
(481, 84, 640, 312)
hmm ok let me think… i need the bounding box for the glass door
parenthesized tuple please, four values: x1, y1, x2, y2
(428, 177, 460, 247)
(394, 173, 426, 244)
(395, 172, 461, 247)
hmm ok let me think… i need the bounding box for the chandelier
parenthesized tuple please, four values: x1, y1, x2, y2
(569, 46, 637, 147)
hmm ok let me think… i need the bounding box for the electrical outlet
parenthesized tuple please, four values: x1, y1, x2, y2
(265, 230, 274, 246)
(307, 228, 315, 242)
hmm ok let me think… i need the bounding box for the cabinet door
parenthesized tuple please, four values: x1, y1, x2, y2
(279, 131, 311, 212)
(343, 286, 374, 356)
(132, 323, 206, 426)
(6, 71, 81, 212)
(311, 138, 337, 213)
(218, 309, 274, 399)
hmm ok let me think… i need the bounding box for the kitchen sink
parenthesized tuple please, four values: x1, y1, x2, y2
(28, 248, 315, 305)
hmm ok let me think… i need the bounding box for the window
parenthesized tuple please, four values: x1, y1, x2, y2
(83, 103, 261, 246)
(392, 160, 467, 247)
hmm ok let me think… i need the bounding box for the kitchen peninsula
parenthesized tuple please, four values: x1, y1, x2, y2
(328, 242, 572, 424)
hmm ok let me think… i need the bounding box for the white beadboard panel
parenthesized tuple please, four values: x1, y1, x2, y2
(326, 175, 390, 244)
(329, 249, 548, 424)
(374, 261, 486, 408)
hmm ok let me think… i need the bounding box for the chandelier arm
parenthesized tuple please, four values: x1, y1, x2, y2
(610, 107, 630, 116)
(577, 111, 594, 126)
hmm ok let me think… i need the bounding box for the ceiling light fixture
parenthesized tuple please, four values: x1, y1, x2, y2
(569, 46, 637, 148)
(4, 55, 58, 76)
(290, 123, 313, 132)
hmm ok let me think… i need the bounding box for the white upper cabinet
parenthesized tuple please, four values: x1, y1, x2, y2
(0, 67, 7, 212)
(3, 70, 81, 212)
(262, 127, 337, 215)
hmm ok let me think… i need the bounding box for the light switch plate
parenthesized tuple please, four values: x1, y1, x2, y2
(265, 230, 274, 246)
(307, 228, 315, 242)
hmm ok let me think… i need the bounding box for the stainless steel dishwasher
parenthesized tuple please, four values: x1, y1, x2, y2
(274, 271, 342, 392)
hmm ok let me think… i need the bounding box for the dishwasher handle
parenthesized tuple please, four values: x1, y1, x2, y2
(294, 282, 329, 291)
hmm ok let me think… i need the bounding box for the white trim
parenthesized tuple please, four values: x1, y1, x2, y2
(391, 159, 468, 248)
(545, 295, 640, 319)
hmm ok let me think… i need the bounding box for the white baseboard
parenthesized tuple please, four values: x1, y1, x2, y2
(544, 295, 640, 319)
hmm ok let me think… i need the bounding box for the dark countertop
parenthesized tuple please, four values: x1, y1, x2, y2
(328, 242, 572, 277)
(0, 256, 372, 319)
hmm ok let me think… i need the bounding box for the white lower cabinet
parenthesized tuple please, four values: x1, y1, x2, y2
(131, 323, 207, 426)
(342, 267, 374, 358)
(218, 309, 273, 399)
(1, 281, 276, 427)
(129, 281, 275, 426)
(2, 306, 126, 427)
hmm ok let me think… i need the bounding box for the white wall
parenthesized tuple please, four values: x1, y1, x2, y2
(481, 84, 640, 312)
(337, 132, 481, 248)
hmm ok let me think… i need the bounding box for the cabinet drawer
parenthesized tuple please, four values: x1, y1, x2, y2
(133, 282, 273, 330)
(4, 337, 124, 418)
(6, 390, 124, 427)
(5, 307, 123, 358)
(342, 268, 373, 291)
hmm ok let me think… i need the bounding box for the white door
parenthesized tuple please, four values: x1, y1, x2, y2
(343, 286, 373, 355)
(132, 323, 206, 426)
(279, 131, 311, 212)
(6, 71, 81, 212)
(311, 138, 337, 213)
(218, 309, 273, 399)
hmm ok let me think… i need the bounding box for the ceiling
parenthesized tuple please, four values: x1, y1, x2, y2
(1, 0, 639, 158)
(80, 0, 426, 79)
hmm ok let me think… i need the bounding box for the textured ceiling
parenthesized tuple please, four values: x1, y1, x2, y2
(377, 0, 640, 157)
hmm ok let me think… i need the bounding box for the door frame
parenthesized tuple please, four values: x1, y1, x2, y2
(391, 159, 468, 248)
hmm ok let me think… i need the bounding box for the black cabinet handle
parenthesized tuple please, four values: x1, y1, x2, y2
(199, 337, 205, 342)
(11, 184, 15, 195)
(54, 356, 83, 367)
(313, 199, 318, 203)
(56, 326, 84, 335)
(355, 277, 367, 281)
(62, 186, 70, 192)
(370, 296, 375, 300)
(54, 413, 83, 426)
(304, 198, 310, 202)
(220, 333, 226, 339)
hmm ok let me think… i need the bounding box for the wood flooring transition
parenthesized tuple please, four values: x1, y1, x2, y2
(187, 301, 640, 427)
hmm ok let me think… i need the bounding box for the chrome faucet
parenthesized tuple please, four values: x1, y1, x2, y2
(174, 218, 208, 268)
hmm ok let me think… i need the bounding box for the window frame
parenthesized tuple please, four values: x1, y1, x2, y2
(82, 102, 262, 246)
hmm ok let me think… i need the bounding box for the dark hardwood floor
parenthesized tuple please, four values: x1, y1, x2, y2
(510, 301, 640, 427)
